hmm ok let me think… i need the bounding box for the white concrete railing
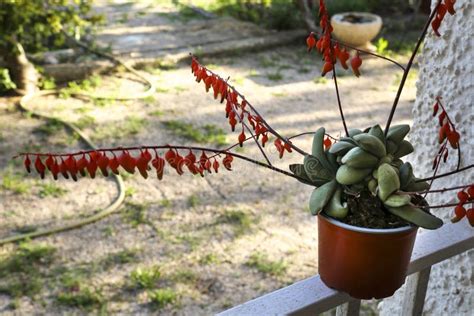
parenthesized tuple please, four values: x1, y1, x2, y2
(218, 221, 474, 316)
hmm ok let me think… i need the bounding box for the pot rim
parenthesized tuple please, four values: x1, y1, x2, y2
(319, 213, 417, 234)
(331, 12, 382, 25)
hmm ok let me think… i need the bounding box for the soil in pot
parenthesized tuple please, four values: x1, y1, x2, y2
(339, 191, 429, 229)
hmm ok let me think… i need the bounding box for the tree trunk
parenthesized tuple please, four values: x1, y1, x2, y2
(3, 41, 39, 94)
(296, 0, 318, 32)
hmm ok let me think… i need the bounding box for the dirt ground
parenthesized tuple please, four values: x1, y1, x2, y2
(0, 2, 419, 314)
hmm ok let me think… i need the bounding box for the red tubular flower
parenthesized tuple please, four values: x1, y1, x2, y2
(432, 101, 439, 116)
(59, 158, 69, 179)
(34, 156, 46, 179)
(261, 133, 269, 147)
(431, 17, 441, 36)
(77, 154, 88, 177)
(86, 154, 98, 179)
(306, 32, 317, 52)
(467, 208, 474, 226)
(238, 130, 246, 147)
(174, 152, 185, 175)
(321, 61, 333, 76)
(152, 154, 165, 180)
(136, 150, 151, 179)
(199, 151, 208, 170)
(457, 191, 469, 203)
(108, 155, 120, 175)
(213, 159, 219, 173)
(468, 186, 474, 198)
(324, 137, 332, 150)
(274, 139, 285, 158)
(65, 155, 78, 181)
(447, 130, 460, 149)
(24, 155, 31, 173)
(445, 0, 456, 15)
(165, 149, 177, 168)
(222, 154, 233, 171)
(283, 140, 293, 153)
(338, 48, 350, 70)
(454, 204, 466, 218)
(97, 154, 110, 177)
(118, 151, 137, 174)
(351, 52, 362, 77)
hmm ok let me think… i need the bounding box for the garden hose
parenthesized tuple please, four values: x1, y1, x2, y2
(0, 43, 156, 245)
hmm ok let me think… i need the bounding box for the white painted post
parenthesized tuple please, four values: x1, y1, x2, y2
(335, 299, 361, 316)
(401, 267, 432, 316)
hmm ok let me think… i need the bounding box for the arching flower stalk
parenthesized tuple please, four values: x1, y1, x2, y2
(15, 0, 473, 228)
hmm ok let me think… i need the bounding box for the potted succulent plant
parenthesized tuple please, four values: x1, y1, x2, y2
(15, 0, 471, 300)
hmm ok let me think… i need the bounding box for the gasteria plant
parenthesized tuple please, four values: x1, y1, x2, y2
(15, 0, 473, 229)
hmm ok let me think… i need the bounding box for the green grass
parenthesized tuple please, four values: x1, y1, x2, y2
(122, 202, 149, 227)
(218, 209, 253, 236)
(1, 169, 30, 194)
(101, 249, 140, 269)
(93, 116, 148, 140)
(246, 252, 287, 277)
(38, 183, 68, 198)
(0, 242, 56, 298)
(170, 269, 197, 284)
(57, 287, 104, 310)
(187, 194, 201, 207)
(75, 115, 96, 129)
(160, 199, 172, 208)
(314, 77, 328, 84)
(149, 288, 178, 309)
(59, 75, 102, 98)
(130, 266, 162, 289)
(267, 72, 283, 81)
(163, 120, 227, 146)
(149, 109, 164, 117)
(199, 253, 220, 265)
(33, 119, 64, 136)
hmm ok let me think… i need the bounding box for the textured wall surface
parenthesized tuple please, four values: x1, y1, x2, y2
(379, 0, 473, 315)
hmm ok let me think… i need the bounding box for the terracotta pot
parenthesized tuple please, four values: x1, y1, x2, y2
(318, 214, 418, 299)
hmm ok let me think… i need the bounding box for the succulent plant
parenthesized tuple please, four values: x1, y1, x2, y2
(290, 125, 443, 229)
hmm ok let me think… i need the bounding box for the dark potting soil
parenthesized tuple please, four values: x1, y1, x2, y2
(336, 191, 429, 229)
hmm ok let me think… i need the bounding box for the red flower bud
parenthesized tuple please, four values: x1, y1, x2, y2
(432, 102, 439, 117)
(108, 155, 120, 175)
(457, 191, 469, 203)
(152, 155, 165, 180)
(77, 154, 88, 177)
(468, 185, 474, 198)
(261, 133, 269, 147)
(118, 151, 136, 174)
(454, 204, 466, 218)
(306, 33, 317, 52)
(97, 154, 110, 177)
(321, 61, 333, 76)
(467, 208, 474, 227)
(213, 159, 219, 173)
(447, 130, 460, 149)
(24, 155, 31, 173)
(34, 156, 46, 179)
(324, 137, 332, 150)
(351, 52, 362, 77)
(223, 154, 233, 171)
(238, 130, 246, 147)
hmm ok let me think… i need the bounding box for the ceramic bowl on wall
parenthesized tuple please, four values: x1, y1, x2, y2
(331, 12, 383, 51)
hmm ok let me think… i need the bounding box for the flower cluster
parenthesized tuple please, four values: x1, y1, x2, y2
(431, 0, 456, 36)
(452, 186, 474, 225)
(432, 97, 460, 169)
(21, 147, 234, 181)
(191, 56, 293, 159)
(305, 0, 362, 77)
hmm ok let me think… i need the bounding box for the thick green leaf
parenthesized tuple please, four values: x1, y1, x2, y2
(323, 186, 348, 219)
(304, 155, 334, 181)
(387, 124, 410, 144)
(336, 165, 372, 185)
(368, 124, 385, 143)
(386, 205, 443, 230)
(289, 164, 326, 186)
(309, 179, 337, 215)
(328, 141, 356, 156)
(394, 140, 414, 158)
(377, 163, 400, 201)
(311, 128, 336, 174)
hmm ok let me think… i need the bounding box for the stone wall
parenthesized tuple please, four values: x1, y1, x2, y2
(379, 0, 473, 314)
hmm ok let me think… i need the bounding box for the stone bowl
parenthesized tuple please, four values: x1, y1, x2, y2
(331, 12, 383, 50)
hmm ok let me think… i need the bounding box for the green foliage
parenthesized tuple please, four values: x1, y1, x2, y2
(194, 0, 303, 30)
(123, 202, 149, 227)
(218, 209, 253, 236)
(57, 287, 104, 310)
(130, 266, 162, 289)
(187, 194, 201, 207)
(101, 249, 140, 269)
(0, 0, 104, 55)
(246, 252, 287, 276)
(0, 242, 56, 298)
(1, 169, 30, 194)
(199, 253, 220, 265)
(38, 182, 68, 198)
(148, 288, 178, 309)
(0, 68, 16, 93)
(375, 37, 389, 55)
(163, 120, 227, 146)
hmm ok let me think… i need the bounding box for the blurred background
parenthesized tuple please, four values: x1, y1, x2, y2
(0, 0, 429, 314)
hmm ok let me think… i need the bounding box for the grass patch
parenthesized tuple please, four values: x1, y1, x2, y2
(1, 169, 30, 194)
(130, 266, 162, 289)
(0, 242, 56, 298)
(57, 287, 104, 310)
(93, 116, 148, 140)
(38, 183, 68, 198)
(314, 77, 328, 84)
(101, 249, 140, 269)
(170, 269, 197, 284)
(160, 198, 172, 208)
(122, 202, 149, 227)
(187, 194, 201, 207)
(218, 209, 253, 236)
(163, 120, 227, 146)
(267, 72, 283, 81)
(33, 119, 64, 136)
(75, 115, 96, 129)
(149, 288, 178, 309)
(199, 253, 220, 265)
(149, 109, 164, 117)
(246, 252, 287, 276)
